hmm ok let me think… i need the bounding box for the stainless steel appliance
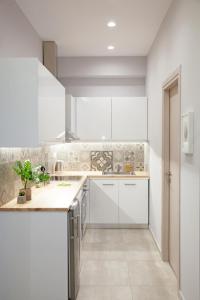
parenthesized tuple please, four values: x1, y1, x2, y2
(54, 160, 64, 172)
(68, 198, 80, 300)
(81, 181, 89, 238)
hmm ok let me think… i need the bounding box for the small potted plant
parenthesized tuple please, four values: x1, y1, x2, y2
(33, 165, 50, 187)
(17, 190, 26, 204)
(13, 160, 34, 201)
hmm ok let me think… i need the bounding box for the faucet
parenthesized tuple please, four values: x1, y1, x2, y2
(116, 164, 122, 174)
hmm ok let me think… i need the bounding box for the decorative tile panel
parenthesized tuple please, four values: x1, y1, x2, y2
(90, 151, 113, 172)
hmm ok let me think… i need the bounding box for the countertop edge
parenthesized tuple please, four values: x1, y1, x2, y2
(0, 173, 149, 212)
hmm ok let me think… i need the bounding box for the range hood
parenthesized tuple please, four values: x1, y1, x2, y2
(65, 95, 79, 142)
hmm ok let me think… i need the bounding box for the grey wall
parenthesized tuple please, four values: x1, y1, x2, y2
(0, 0, 42, 61)
(147, 1, 200, 299)
(58, 56, 147, 97)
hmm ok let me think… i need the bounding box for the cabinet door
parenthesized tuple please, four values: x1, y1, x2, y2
(112, 97, 147, 140)
(0, 58, 66, 147)
(119, 180, 148, 224)
(38, 62, 65, 144)
(76, 97, 111, 140)
(90, 180, 118, 224)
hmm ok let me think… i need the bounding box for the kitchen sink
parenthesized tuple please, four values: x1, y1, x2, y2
(103, 171, 135, 176)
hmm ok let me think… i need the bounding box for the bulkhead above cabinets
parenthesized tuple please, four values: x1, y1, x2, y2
(67, 96, 148, 142)
(0, 58, 65, 147)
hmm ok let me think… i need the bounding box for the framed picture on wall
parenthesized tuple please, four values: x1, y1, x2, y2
(182, 112, 194, 154)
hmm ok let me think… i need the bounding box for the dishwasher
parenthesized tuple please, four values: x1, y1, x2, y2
(68, 198, 80, 300)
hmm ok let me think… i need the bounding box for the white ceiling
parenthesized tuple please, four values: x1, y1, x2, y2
(16, 0, 173, 57)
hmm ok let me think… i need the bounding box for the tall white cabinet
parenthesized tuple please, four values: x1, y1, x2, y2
(112, 97, 147, 140)
(76, 97, 111, 140)
(0, 58, 65, 147)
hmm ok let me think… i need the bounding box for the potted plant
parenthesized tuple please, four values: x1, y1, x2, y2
(13, 160, 33, 201)
(17, 190, 26, 204)
(33, 165, 50, 187)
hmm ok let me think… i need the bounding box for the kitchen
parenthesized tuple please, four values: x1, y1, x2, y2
(0, 1, 199, 300)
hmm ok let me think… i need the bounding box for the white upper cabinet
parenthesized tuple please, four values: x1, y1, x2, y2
(0, 58, 65, 147)
(112, 97, 148, 141)
(75, 96, 147, 141)
(76, 97, 111, 141)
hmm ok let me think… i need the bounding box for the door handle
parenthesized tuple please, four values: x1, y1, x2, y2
(124, 184, 136, 186)
(102, 184, 114, 186)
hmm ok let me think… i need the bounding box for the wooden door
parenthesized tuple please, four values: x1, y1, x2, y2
(169, 83, 180, 279)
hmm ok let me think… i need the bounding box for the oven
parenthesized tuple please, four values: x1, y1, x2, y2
(68, 198, 80, 300)
(81, 181, 89, 239)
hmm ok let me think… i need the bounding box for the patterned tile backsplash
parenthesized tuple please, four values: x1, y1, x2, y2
(91, 151, 113, 172)
(0, 143, 148, 206)
(47, 143, 148, 173)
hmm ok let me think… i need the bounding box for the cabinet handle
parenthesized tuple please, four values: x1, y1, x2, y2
(70, 215, 80, 221)
(124, 183, 136, 186)
(102, 183, 114, 186)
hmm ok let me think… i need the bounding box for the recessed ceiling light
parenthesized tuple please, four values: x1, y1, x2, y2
(107, 21, 116, 28)
(107, 45, 115, 50)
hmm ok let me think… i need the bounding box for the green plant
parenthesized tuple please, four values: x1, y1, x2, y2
(33, 165, 50, 185)
(38, 172, 50, 183)
(13, 160, 33, 190)
(19, 191, 25, 197)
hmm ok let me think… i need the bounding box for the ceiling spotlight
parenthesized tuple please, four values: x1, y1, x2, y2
(107, 21, 116, 28)
(107, 45, 115, 50)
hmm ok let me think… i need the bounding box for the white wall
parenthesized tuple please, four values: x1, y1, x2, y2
(0, 0, 42, 61)
(60, 77, 145, 97)
(58, 56, 146, 78)
(147, 1, 200, 300)
(58, 56, 146, 97)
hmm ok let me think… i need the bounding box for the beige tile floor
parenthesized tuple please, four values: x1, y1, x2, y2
(78, 229, 179, 300)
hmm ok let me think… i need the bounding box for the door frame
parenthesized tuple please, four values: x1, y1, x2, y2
(161, 67, 181, 286)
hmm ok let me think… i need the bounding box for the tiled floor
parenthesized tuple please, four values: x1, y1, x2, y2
(78, 229, 179, 300)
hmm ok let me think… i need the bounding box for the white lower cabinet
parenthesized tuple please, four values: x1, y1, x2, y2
(118, 180, 148, 224)
(90, 180, 118, 224)
(89, 179, 148, 226)
(0, 212, 68, 300)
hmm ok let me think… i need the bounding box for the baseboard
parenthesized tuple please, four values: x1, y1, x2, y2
(87, 224, 148, 229)
(179, 290, 186, 300)
(149, 225, 161, 253)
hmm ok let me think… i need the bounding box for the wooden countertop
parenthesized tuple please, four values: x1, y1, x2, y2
(51, 171, 149, 179)
(0, 171, 149, 212)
